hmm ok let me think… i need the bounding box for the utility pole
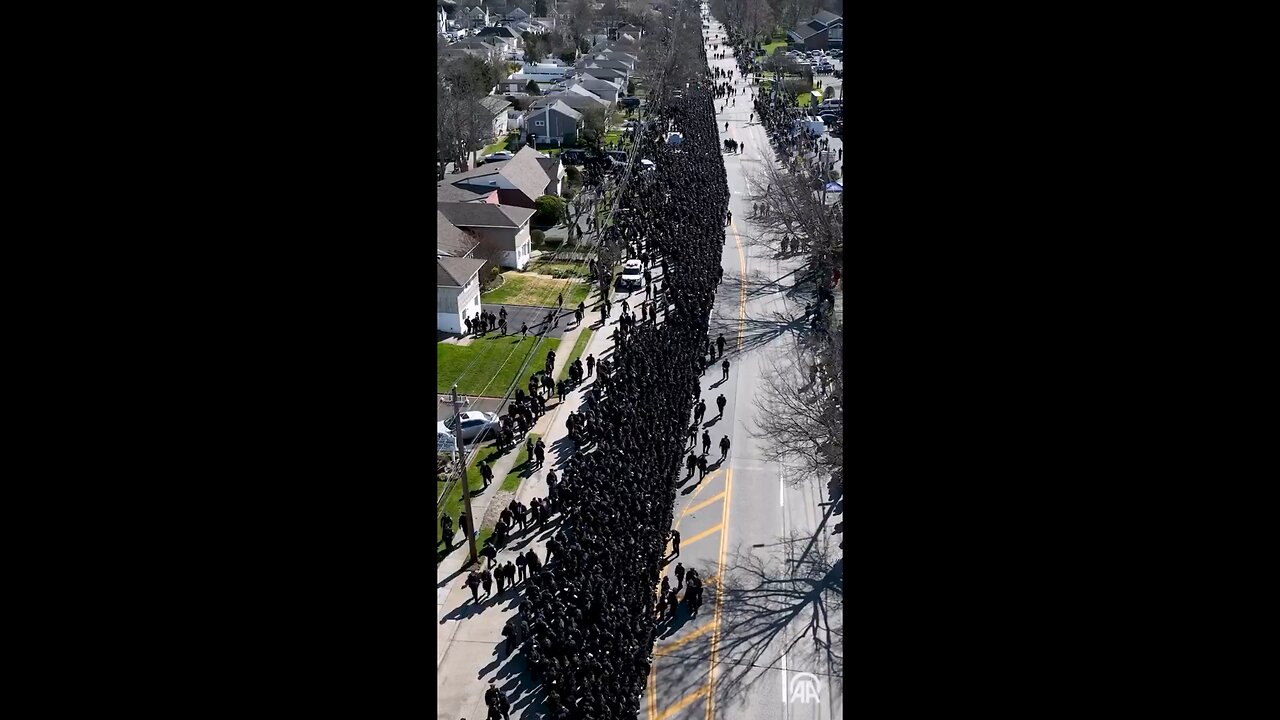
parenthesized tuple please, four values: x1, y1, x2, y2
(446, 385, 479, 565)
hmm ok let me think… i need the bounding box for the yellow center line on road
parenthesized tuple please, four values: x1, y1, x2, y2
(705, 469, 733, 719)
(656, 686, 709, 720)
(680, 523, 723, 549)
(656, 621, 715, 652)
(684, 491, 727, 517)
(649, 468, 726, 720)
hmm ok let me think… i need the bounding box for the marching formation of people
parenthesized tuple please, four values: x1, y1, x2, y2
(488, 20, 735, 720)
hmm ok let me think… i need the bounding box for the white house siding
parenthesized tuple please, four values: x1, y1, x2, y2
(437, 276, 483, 334)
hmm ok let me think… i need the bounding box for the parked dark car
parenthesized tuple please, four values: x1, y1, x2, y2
(620, 96, 642, 109)
(833, 68, 843, 79)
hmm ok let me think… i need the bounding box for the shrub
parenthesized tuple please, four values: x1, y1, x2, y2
(531, 229, 546, 244)
(534, 195, 567, 225)
(565, 166, 583, 188)
(481, 266, 502, 291)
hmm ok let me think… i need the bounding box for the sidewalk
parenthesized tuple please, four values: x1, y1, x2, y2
(435, 269, 664, 720)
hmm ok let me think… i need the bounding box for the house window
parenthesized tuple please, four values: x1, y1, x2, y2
(535, 120, 544, 126)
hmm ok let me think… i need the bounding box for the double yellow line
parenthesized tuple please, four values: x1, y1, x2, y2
(649, 153, 750, 720)
(703, 468, 733, 719)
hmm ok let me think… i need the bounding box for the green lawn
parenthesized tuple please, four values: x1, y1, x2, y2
(436, 433, 540, 564)
(761, 40, 787, 56)
(437, 334, 562, 396)
(482, 271, 590, 307)
(528, 260, 591, 279)
(482, 132, 518, 157)
(437, 442, 506, 546)
(557, 327, 594, 383)
(798, 93, 813, 107)
(500, 433, 539, 493)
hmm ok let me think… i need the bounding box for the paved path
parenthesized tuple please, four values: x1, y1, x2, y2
(435, 265, 660, 720)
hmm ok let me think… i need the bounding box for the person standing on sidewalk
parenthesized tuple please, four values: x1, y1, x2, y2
(480, 461, 494, 490)
(480, 567, 493, 598)
(440, 514, 454, 548)
(721, 358, 731, 380)
(466, 570, 481, 603)
(701, 430, 711, 456)
(716, 393, 727, 417)
(720, 435, 731, 461)
(670, 530, 681, 557)
(675, 562, 686, 589)
(586, 354, 595, 377)
(516, 551, 527, 583)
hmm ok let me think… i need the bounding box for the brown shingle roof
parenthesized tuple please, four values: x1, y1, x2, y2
(438, 201, 536, 228)
(438, 256, 488, 287)
(444, 146, 551, 203)
(437, 211, 483, 257)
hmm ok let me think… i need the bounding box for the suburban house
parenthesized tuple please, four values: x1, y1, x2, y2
(506, 108, 526, 132)
(616, 23, 643, 39)
(515, 62, 571, 83)
(787, 10, 843, 50)
(437, 201, 536, 270)
(525, 100, 584, 146)
(442, 146, 553, 209)
(505, 6, 529, 21)
(537, 155, 565, 196)
(437, 180, 500, 204)
(529, 92, 610, 113)
(577, 57, 633, 75)
(497, 79, 532, 96)
(437, 210, 484, 257)
(476, 25, 522, 52)
(566, 77, 620, 104)
(437, 256, 487, 334)
(480, 96, 512, 141)
(577, 67, 628, 84)
(445, 39, 503, 62)
(462, 5, 490, 28)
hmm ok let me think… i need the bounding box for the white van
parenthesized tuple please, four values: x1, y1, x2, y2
(818, 99, 844, 111)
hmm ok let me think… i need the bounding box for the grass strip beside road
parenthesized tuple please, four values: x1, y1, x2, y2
(437, 334, 562, 396)
(556, 327, 594, 383)
(437, 441, 504, 545)
(500, 433, 539, 493)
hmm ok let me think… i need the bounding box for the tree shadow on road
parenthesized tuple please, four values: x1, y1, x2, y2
(690, 530, 844, 707)
(710, 308, 815, 357)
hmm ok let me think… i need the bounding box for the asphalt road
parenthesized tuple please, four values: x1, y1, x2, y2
(642, 11, 843, 720)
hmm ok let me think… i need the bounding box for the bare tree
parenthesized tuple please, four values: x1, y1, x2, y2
(738, 0, 775, 44)
(742, 157, 840, 258)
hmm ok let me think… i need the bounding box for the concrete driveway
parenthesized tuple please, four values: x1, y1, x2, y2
(479, 303, 576, 339)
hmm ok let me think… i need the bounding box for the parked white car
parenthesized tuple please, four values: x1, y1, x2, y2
(438, 411, 499, 443)
(620, 259, 644, 289)
(482, 151, 513, 164)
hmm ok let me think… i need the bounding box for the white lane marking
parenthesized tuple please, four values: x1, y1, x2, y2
(781, 652, 787, 705)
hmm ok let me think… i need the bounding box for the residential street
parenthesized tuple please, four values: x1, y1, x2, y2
(435, 9, 841, 719)
(641, 13, 843, 720)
